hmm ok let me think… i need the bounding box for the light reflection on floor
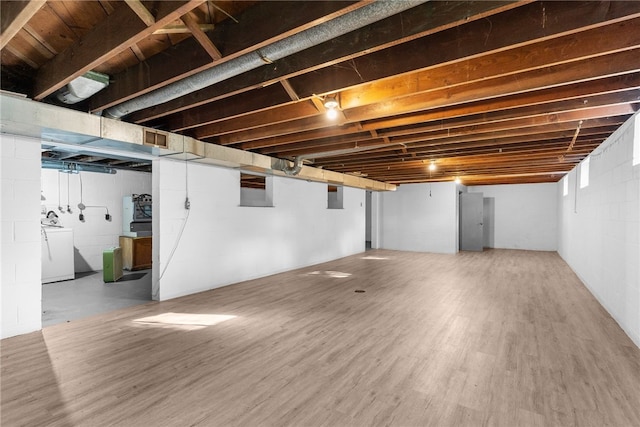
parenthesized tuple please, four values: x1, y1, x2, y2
(306, 270, 352, 278)
(132, 312, 236, 331)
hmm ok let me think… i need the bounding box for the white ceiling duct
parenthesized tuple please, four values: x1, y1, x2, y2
(57, 71, 109, 105)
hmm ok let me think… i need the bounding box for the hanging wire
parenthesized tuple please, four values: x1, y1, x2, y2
(79, 172, 84, 205)
(159, 158, 191, 281)
(57, 172, 62, 211)
(67, 173, 71, 213)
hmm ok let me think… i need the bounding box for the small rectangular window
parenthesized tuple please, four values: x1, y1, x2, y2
(580, 157, 590, 189)
(328, 185, 343, 209)
(563, 176, 568, 196)
(240, 173, 273, 207)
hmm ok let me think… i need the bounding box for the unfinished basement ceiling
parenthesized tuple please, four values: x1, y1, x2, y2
(41, 145, 152, 173)
(2, 0, 639, 185)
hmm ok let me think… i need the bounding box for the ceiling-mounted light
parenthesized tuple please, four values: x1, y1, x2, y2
(428, 161, 437, 171)
(323, 95, 338, 109)
(324, 95, 339, 120)
(454, 177, 461, 184)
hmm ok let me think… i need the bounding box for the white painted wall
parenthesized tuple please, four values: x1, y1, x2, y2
(558, 113, 640, 348)
(153, 159, 365, 301)
(469, 183, 558, 251)
(40, 169, 151, 272)
(379, 182, 458, 254)
(1, 134, 42, 338)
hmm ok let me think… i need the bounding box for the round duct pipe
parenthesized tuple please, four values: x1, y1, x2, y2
(103, 1, 428, 119)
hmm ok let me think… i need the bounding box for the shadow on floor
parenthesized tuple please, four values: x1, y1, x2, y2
(118, 272, 148, 282)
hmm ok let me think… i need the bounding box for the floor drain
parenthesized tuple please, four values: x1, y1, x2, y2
(355, 289, 365, 293)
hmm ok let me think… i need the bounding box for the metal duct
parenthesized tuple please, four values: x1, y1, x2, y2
(280, 156, 305, 176)
(103, 1, 428, 119)
(275, 144, 405, 176)
(42, 160, 117, 174)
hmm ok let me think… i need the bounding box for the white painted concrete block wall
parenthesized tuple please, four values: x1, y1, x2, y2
(40, 169, 151, 272)
(154, 159, 365, 301)
(558, 113, 640, 347)
(470, 183, 558, 251)
(379, 182, 458, 254)
(1, 134, 42, 338)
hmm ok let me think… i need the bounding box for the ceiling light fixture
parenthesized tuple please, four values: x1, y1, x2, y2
(428, 161, 437, 171)
(324, 95, 339, 120)
(454, 177, 461, 184)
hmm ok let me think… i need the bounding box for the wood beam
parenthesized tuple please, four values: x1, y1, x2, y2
(0, 0, 45, 50)
(256, 80, 640, 154)
(128, 0, 528, 123)
(124, 0, 155, 26)
(33, 0, 207, 100)
(199, 49, 640, 143)
(290, 1, 640, 102)
(89, 1, 367, 111)
(167, 84, 294, 131)
(130, 0, 640, 124)
(315, 126, 617, 162)
(313, 120, 626, 169)
(343, 49, 640, 125)
(152, 23, 215, 34)
(339, 17, 640, 111)
(363, 74, 640, 132)
(181, 11, 221, 60)
(317, 133, 611, 169)
(239, 75, 640, 152)
(276, 110, 632, 162)
(280, 79, 300, 102)
(197, 102, 324, 140)
(380, 118, 627, 154)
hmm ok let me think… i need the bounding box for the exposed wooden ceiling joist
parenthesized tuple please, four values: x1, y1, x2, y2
(198, 48, 639, 145)
(3, 0, 639, 186)
(134, 0, 640, 128)
(32, 0, 207, 100)
(127, 0, 528, 123)
(0, 0, 45, 50)
(181, 11, 221, 60)
(88, 1, 368, 111)
(124, 0, 156, 26)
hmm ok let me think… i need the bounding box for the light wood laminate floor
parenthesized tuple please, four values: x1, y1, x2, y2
(2, 249, 640, 426)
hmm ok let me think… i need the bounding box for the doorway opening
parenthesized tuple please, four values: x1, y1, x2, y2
(40, 143, 154, 326)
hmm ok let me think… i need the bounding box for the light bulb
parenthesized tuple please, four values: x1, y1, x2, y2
(428, 161, 436, 171)
(326, 108, 338, 120)
(454, 177, 461, 184)
(323, 96, 339, 109)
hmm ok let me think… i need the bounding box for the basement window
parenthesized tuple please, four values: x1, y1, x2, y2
(328, 185, 343, 209)
(580, 157, 590, 189)
(563, 176, 568, 196)
(240, 173, 273, 207)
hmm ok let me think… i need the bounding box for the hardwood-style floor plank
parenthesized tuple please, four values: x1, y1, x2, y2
(2, 249, 639, 426)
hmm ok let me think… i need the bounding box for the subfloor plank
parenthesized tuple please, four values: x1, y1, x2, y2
(2, 249, 640, 426)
